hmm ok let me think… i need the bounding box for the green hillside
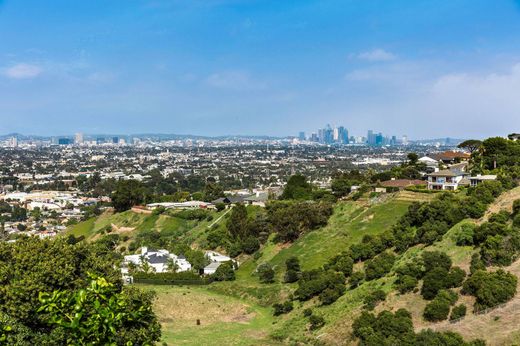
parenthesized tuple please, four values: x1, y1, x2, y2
(70, 187, 520, 345)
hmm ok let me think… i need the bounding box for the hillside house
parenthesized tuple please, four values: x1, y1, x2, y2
(122, 247, 192, 275)
(427, 169, 465, 190)
(469, 175, 497, 187)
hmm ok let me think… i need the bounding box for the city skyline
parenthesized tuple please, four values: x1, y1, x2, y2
(1, 1, 520, 137)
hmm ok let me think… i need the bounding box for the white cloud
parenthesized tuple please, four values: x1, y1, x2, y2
(357, 49, 397, 62)
(3, 63, 43, 79)
(205, 70, 265, 90)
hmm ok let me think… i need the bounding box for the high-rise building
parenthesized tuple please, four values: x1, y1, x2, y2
(298, 132, 306, 141)
(75, 132, 84, 144)
(333, 127, 339, 142)
(402, 135, 409, 146)
(338, 126, 349, 144)
(367, 130, 376, 145)
(112, 136, 119, 144)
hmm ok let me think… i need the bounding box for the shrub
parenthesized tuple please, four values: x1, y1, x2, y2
(363, 289, 386, 310)
(349, 271, 364, 288)
(449, 304, 467, 321)
(241, 236, 260, 254)
(446, 267, 466, 288)
(309, 315, 325, 330)
(423, 298, 450, 322)
(303, 308, 313, 317)
(470, 253, 486, 274)
(273, 301, 293, 316)
(257, 263, 275, 284)
(365, 252, 396, 280)
(284, 257, 301, 283)
(326, 254, 354, 277)
(319, 286, 345, 305)
(422, 251, 452, 273)
(213, 261, 236, 281)
(462, 269, 517, 310)
(513, 199, 520, 217)
(295, 269, 345, 302)
(395, 275, 418, 294)
(455, 224, 475, 246)
(421, 267, 450, 300)
(436, 289, 458, 306)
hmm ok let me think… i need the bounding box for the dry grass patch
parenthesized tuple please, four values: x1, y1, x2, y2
(152, 286, 255, 329)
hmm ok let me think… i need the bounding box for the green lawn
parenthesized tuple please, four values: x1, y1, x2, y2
(68, 217, 96, 237)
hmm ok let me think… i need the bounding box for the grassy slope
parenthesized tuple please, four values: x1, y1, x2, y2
(71, 190, 520, 345)
(138, 284, 281, 346)
(66, 209, 229, 249)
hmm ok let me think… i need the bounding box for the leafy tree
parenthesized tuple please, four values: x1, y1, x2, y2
(309, 315, 325, 330)
(272, 301, 293, 316)
(423, 298, 451, 322)
(450, 304, 467, 321)
(226, 203, 249, 239)
(212, 261, 236, 281)
(38, 275, 161, 345)
(421, 267, 450, 300)
(363, 289, 386, 310)
(111, 179, 146, 212)
(284, 256, 301, 283)
(422, 251, 452, 273)
(349, 271, 364, 288)
(462, 269, 517, 310)
(365, 252, 396, 280)
(455, 223, 475, 246)
(407, 152, 419, 165)
(257, 263, 275, 284)
(458, 139, 482, 154)
(395, 275, 418, 294)
(280, 174, 313, 200)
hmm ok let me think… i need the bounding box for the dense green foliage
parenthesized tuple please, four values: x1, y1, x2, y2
(0, 237, 160, 343)
(353, 308, 484, 345)
(462, 269, 517, 310)
(38, 275, 161, 345)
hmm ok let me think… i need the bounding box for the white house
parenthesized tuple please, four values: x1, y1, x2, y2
(122, 247, 192, 275)
(427, 169, 465, 191)
(203, 251, 238, 275)
(418, 156, 439, 171)
(469, 175, 497, 187)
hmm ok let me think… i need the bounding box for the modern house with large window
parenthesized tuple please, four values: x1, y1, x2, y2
(427, 169, 465, 190)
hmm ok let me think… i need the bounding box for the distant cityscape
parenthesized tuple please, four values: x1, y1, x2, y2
(0, 130, 464, 149)
(298, 124, 410, 146)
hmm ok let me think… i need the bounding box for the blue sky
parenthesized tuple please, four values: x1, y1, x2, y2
(1, 0, 520, 138)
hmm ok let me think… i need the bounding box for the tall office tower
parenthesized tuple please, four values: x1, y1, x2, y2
(391, 135, 397, 145)
(310, 133, 319, 142)
(367, 130, 376, 145)
(10, 137, 18, 147)
(318, 128, 325, 143)
(333, 127, 339, 142)
(402, 135, 409, 145)
(75, 132, 84, 144)
(298, 131, 306, 141)
(324, 124, 334, 144)
(375, 133, 384, 146)
(112, 136, 119, 144)
(338, 126, 349, 144)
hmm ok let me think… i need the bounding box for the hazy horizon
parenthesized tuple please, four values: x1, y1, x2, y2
(1, 0, 520, 138)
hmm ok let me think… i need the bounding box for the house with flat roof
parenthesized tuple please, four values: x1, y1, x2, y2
(469, 175, 497, 187)
(427, 169, 466, 191)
